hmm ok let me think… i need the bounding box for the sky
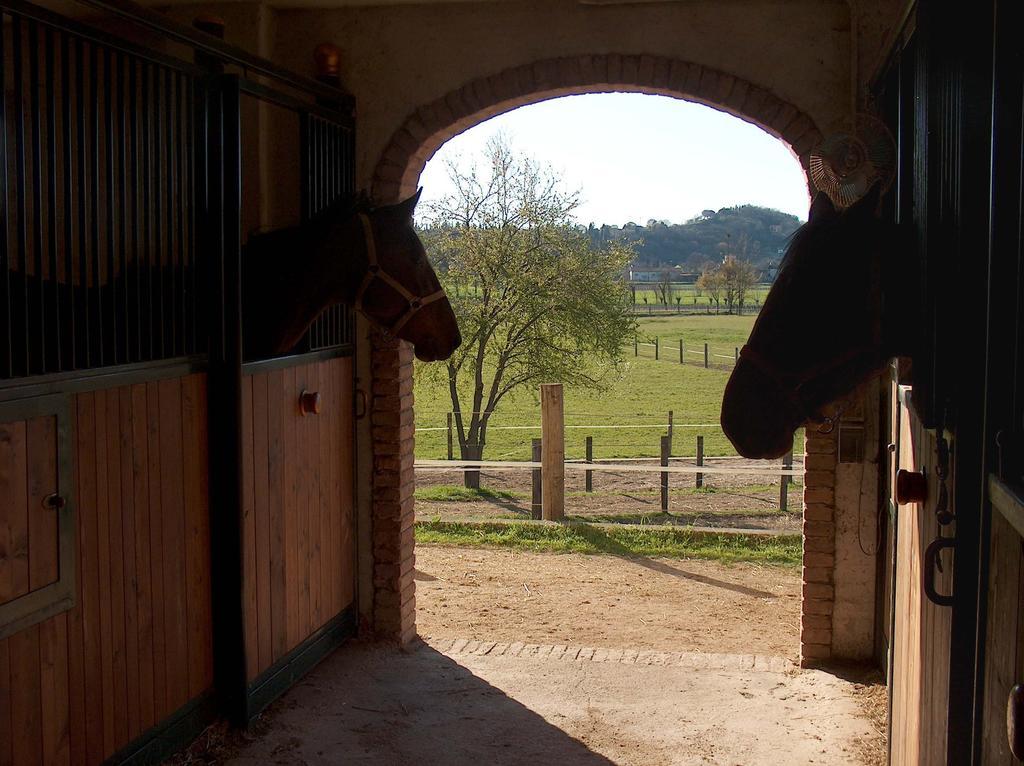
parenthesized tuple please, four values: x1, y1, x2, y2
(417, 92, 811, 227)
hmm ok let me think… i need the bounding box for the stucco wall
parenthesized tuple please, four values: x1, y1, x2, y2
(265, 0, 854, 187)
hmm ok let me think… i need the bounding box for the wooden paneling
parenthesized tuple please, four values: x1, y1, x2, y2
(241, 356, 355, 681)
(0, 373, 214, 766)
(890, 388, 953, 766)
(980, 507, 1021, 764)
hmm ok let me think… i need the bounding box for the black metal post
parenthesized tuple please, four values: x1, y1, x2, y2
(696, 435, 704, 488)
(531, 438, 542, 520)
(661, 435, 670, 511)
(585, 435, 593, 493)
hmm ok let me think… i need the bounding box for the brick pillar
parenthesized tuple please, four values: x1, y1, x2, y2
(370, 329, 417, 644)
(801, 426, 838, 665)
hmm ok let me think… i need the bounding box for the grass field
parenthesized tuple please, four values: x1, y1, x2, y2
(413, 312, 798, 461)
(415, 519, 801, 566)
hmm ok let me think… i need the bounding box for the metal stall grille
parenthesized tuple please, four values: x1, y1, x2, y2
(0, 3, 204, 380)
(299, 113, 355, 354)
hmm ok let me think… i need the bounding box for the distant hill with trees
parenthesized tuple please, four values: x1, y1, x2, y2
(585, 205, 803, 272)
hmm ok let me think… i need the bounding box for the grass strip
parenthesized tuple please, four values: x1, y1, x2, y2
(415, 519, 801, 567)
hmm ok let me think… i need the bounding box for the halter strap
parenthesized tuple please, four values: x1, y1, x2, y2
(353, 213, 447, 336)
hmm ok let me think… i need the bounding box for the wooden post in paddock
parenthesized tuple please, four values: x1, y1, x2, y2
(585, 436, 594, 493)
(655, 336, 659, 360)
(446, 413, 453, 460)
(780, 449, 792, 512)
(696, 435, 704, 488)
(661, 435, 670, 511)
(704, 343, 709, 368)
(531, 439, 543, 520)
(540, 384, 564, 520)
(735, 347, 739, 363)
(634, 337, 638, 356)
(679, 339, 684, 364)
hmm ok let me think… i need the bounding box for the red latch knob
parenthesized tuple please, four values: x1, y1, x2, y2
(895, 469, 928, 505)
(300, 390, 321, 416)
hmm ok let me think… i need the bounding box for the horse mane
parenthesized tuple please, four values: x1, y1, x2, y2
(244, 190, 376, 244)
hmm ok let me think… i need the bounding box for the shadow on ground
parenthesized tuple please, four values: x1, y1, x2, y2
(222, 643, 615, 765)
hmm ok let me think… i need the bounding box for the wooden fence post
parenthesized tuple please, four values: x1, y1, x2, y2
(531, 439, 542, 520)
(540, 384, 564, 520)
(446, 413, 453, 460)
(704, 343, 709, 368)
(634, 337, 638, 356)
(585, 436, 593, 493)
(655, 336, 659, 360)
(679, 339, 684, 364)
(661, 435, 670, 511)
(696, 435, 704, 488)
(734, 347, 739, 363)
(780, 449, 792, 512)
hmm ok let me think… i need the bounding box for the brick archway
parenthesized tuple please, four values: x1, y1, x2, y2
(367, 56, 837, 664)
(371, 54, 822, 202)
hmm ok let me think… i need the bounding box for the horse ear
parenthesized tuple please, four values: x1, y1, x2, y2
(394, 188, 423, 220)
(848, 181, 882, 220)
(808, 191, 837, 223)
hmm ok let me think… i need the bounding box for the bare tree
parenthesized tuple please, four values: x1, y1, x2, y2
(420, 134, 637, 488)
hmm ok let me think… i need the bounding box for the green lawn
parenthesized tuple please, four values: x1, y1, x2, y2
(414, 312, 784, 460)
(415, 519, 801, 566)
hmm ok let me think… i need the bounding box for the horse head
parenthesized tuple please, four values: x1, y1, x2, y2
(720, 184, 916, 459)
(243, 189, 461, 363)
(353, 190, 462, 362)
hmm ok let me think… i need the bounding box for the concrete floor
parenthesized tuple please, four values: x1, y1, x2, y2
(225, 638, 876, 766)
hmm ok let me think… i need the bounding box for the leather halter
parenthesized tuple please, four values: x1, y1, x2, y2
(352, 213, 447, 336)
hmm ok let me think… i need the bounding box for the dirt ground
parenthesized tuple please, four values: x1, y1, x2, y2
(416, 460, 804, 532)
(175, 547, 885, 766)
(214, 641, 880, 766)
(414, 546, 801, 657)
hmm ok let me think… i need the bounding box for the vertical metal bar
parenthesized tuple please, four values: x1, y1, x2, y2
(45, 28, 60, 372)
(206, 74, 248, 723)
(117, 52, 128, 363)
(104, 47, 117, 365)
(60, 31, 75, 370)
(89, 43, 102, 366)
(86, 43, 100, 366)
(153, 65, 165, 359)
(187, 75, 196, 352)
(0, 13, 13, 378)
(163, 67, 174, 356)
(12, 17, 29, 375)
(140, 61, 151, 359)
(175, 71, 185, 356)
(29, 21, 45, 374)
(74, 38, 89, 368)
(189, 75, 200, 353)
(128, 58, 140, 361)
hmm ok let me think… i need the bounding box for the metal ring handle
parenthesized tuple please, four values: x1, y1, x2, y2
(923, 537, 955, 607)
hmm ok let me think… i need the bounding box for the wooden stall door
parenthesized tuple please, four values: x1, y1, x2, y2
(241, 355, 356, 685)
(889, 386, 953, 766)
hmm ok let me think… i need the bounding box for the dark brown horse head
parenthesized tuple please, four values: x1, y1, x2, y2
(242, 190, 460, 363)
(720, 184, 915, 459)
(356, 191, 461, 362)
